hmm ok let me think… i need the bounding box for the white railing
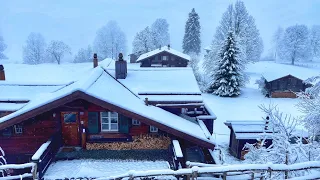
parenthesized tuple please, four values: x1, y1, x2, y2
(95, 161, 320, 180)
(0, 162, 37, 180)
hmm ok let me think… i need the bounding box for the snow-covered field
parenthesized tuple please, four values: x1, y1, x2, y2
(44, 159, 172, 179)
(204, 61, 320, 157)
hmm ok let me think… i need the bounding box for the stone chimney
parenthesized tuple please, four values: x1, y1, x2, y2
(93, 53, 98, 68)
(0, 65, 5, 81)
(167, 44, 170, 50)
(115, 53, 127, 79)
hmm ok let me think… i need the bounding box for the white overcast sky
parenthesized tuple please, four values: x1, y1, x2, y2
(0, 0, 319, 62)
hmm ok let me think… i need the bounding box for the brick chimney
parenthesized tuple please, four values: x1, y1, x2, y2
(93, 53, 98, 68)
(0, 65, 5, 81)
(115, 53, 127, 79)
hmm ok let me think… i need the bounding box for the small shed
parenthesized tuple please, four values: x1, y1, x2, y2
(263, 74, 312, 98)
(136, 45, 190, 67)
(224, 120, 273, 159)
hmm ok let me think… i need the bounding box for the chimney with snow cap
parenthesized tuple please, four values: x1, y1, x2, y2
(93, 53, 98, 68)
(0, 65, 5, 81)
(115, 53, 127, 79)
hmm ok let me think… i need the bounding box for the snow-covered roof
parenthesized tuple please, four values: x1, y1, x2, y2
(0, 82, 68, 101)
(224, 120, 271, 133)
(0, 67, 214, 147)
(104, 60, 202, 103)
(1, 60, 202, 105)
(136, 46, 191, 62)
(234, 132, 273, 139)
(257, 62, 319, 82)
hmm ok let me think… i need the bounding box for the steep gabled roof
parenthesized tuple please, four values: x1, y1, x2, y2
(0, 67, 215, 149)
(136, 46, 191, 62)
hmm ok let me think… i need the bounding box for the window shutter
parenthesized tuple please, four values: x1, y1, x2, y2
(118, 114, 129, 133)
(88, 112, 99, 134)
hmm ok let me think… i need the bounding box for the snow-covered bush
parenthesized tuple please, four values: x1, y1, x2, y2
(244, 105, 320, 178)
(255, 77, 268, 96)
(298, 75, 320, 140)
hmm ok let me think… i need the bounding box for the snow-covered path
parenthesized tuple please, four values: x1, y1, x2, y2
(44, 159, 172, 179)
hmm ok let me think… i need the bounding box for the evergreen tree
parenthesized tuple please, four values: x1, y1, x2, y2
(208, 31, 244, 97)
(182, 8, 201, 55)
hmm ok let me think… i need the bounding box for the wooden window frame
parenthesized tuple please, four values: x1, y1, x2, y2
(14, 125, 23, 134)
(132, 119, 141, 126)
(100, 112, 118, 132)
(150, 126, 158, 133)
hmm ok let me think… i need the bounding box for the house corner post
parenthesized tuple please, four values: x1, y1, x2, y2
(81, 128, 87, 149)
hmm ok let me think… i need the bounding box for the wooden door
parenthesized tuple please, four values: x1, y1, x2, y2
(61, 112, 80, 146)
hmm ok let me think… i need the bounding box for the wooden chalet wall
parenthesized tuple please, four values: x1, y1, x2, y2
(0, 112, 60, 163)
(265, 75, 311, 98)
(140, 51, 188, 67)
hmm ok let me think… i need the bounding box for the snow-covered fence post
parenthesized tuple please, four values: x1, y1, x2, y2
(223, 172, 227, 180)
(32, 163, 38, 180)
(285, 151, 289, 179)
(191, 166, 198, 180)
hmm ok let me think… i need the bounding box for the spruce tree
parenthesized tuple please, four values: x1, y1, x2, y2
(208, 31, 244, 97)
(182, 8, 201, 55)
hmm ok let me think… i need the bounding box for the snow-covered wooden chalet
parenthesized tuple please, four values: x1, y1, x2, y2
(262, 73, 312, 98)
(224, 120, 272, 159)
(136, 45, 190, 67)
(0, 54, 216, 177)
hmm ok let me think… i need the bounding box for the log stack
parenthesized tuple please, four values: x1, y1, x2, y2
(86, 134, 171, 150)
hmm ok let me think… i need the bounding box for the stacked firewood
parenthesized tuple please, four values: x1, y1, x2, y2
(86, 135, 171, 150)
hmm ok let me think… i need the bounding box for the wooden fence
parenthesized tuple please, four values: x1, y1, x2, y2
(31, 132, 62, 179)
(95, 161, 320, 180)
(0, 133, 62, 180)
(0, 163, 37, 180)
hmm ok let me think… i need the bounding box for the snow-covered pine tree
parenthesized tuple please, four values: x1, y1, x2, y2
(182, 8, 201, 55)
(207, 31, 244, 97)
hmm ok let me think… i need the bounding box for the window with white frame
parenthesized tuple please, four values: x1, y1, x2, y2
(162, 56, 168, 60)
(14, 125, 23, 134)
(132, 119, 141, 125)
(100, 112, 118, 132)
(150, 126, 158, 133)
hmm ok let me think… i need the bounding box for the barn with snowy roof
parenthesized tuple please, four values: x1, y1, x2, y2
(0, 54, 216, 177)
(262, 72, 313, 98)
(136, 45, 190, 67)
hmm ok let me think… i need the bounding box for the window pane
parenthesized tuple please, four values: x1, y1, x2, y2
(110, 118, 118, 123)
(101, 112, 108, 117)
(111, 124, 118, 130)
(101, 117, 109, 123)
(64, 113, 76, 123)
(102, 124, 109, 131)
(110, 112, 118, 118)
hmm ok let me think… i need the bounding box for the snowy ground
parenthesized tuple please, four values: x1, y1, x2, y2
(44, 159, 173, 179)
(203, 61, 320, 164)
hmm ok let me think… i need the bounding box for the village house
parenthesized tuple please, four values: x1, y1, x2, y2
(224, 120, 273, 159)
(136, 45, 190, 67)
(0, 54, 216, 177)
(262, 74, 313, 98)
